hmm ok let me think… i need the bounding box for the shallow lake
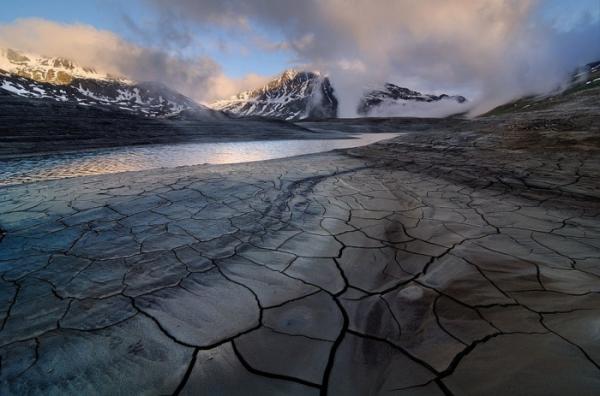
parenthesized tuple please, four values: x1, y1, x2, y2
(0, 133, 400, 186)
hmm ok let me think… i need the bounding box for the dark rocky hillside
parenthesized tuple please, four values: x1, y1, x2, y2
(0, 93, 318, 158)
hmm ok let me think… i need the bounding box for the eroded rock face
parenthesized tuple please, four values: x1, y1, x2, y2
(1, 128, 599, 394)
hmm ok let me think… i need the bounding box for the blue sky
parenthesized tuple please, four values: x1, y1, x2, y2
(0, 0, 293, 77)
(540, 0, 600, 30)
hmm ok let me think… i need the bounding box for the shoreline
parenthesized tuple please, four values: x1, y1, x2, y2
(0, 133, 403, 188)
(0, 128, 374, 161)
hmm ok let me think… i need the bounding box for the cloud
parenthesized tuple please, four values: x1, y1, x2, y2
(3, 2, 599, 116)
(206, 73, 271, 102)
(0, 18, 267, 103)
(146, 0, 600, 116)
(365, 99, 471, 118)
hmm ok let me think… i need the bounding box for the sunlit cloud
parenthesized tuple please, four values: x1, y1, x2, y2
(0, 18, 269, 103)
(146, 0, 600, 115)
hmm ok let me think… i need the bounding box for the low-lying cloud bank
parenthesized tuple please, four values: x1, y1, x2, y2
(0, 18, 268, 103)
(146, 0, 600, 116)
(365, 99, 471, 119)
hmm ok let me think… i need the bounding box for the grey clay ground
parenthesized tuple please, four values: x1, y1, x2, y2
(1, 120, 600, 395)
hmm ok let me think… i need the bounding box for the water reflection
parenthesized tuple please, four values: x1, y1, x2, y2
(0, 133, 400, 186)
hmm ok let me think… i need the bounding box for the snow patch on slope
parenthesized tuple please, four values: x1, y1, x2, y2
(0, 48, 128, 84)
(0, 48, 217, 118)
(210, 70, 337, 120)
(358, 83, 469, 117)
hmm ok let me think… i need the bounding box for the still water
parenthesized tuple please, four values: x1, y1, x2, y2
(0, 133, 399, 186)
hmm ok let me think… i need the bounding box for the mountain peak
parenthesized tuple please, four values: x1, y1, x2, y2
(280, 69, 299, 81)
(210, 69, 337, 120)
(279, 69, 322, 81)
(0, 47, 218, 119)
(0, 48, 129, 85)
(358, 83, 468, 116)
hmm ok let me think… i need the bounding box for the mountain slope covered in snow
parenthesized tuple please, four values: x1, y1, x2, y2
(211, 69, 470, 120)
(0, 48, 216, 118)
(210, 70, 337, 120)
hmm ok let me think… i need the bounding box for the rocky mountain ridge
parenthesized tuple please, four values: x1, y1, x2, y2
(0, 48, 215, 118)
(210, 70, 338, 120)
(211, 70, 469, 119)
(357, 83, 467, 116)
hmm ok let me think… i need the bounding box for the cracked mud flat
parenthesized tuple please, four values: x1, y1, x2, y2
(1, 127, 600, 395)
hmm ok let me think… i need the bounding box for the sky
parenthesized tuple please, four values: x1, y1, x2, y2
(0, 0, 292, 77)
(0, 0, 599, 115)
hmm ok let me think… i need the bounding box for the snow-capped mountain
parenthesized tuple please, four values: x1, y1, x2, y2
(0, 48, 215, 118)
(211, 70, 469, 120)
(0, 48, 472, 120)
(0, 48, 127, 84)
(210, 70, 337, 120)
(358, 83, 467, 116)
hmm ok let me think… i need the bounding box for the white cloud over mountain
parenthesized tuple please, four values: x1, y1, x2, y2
(1, 0, 599, 115)
(0, 18, 268, 103)
(147, 0, 600, 115)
